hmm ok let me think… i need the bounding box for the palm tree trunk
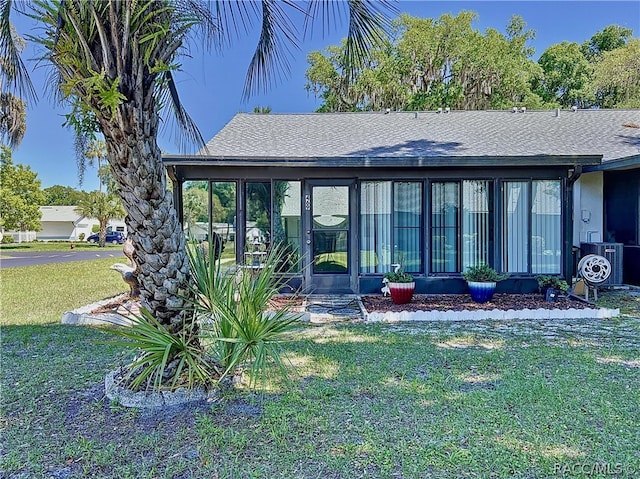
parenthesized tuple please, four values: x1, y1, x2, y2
(99, 104, 189, 328)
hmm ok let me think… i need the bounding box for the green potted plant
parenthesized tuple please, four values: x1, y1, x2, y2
(383, 268, 415, 305)
(535, 275, 569, 301)
(462, 263, 509, 303)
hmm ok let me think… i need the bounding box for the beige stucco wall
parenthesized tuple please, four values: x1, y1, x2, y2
(573, 171, 604, 246)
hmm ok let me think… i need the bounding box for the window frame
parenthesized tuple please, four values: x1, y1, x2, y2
(429, 179, 494, 274)
(359, 180, 423, 275)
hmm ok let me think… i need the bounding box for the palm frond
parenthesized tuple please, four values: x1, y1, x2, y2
(304, 0, 397, 82)
(108, 307, 216, 392)
(242, 0, 303, 100)
(185, 241, 302, 388)
(0, 0, 37, 101)
(157, 69, 206, 153)
(209, 0, 257, 50)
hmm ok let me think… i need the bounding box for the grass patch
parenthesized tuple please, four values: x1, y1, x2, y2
(2, 310, 639, 478)
(0, 241, 123, 252)
(1, 257, 127, 325)
(2, 261, 639, 478)
(596, 290, 640, 318)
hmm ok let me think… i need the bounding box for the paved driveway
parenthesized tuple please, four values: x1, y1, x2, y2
(0, 250, 125, 268)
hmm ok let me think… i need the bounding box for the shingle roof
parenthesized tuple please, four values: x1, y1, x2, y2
(40, 206, 84, 223)
(196, 109, 640, 164)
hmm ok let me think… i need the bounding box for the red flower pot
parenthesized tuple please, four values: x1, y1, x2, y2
(388, 282, 415, 305)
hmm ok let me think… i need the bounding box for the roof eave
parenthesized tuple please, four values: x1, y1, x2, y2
(583, 154, 640, 172)
(163, 154, 602, 169)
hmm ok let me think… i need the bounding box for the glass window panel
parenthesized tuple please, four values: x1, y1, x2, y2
(313, 186, 349, 229)
(274, 181, 301, 273)
(431, 182, 459, 272)
(394, 182, 422, 272)
(502, 181, 529, 273)
(182, 181, 209, 241)
(394, 227, 421, 273)
(394, 182, 422, 227)
(246, 182, 271, 266)
(531, 180, 561, 274)
(462, 180, 490, 270)
(211, 182, 235, 268)
(360, 181, 392, 273)
(313, 230, 348, 273)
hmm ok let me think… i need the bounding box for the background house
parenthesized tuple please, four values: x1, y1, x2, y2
(38, 206, 126, 241)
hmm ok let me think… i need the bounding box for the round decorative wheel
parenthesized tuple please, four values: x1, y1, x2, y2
(577, 254, 611, 284)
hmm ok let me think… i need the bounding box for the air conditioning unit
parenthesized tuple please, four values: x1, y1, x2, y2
(580, 242, 624, 285)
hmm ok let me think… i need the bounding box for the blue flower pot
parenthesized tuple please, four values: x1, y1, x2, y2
(467, 281, 496, 303)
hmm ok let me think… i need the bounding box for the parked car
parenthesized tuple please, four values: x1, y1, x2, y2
(86, 231, 125, 245)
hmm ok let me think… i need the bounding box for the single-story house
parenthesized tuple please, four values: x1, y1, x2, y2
(38, 206, 126, 241)
(164, 108, 640, 293)
(38, 206, 92, 241)
(2, 206, 128, 242)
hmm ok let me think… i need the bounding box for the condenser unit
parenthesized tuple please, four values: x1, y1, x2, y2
(580, 242, 624, 286)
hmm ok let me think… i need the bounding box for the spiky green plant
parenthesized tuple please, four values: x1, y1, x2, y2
(108, 307, 218, 392)
(186, 241, 301, 387)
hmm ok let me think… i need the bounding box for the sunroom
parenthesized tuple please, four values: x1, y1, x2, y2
(163, 110, 612, 294)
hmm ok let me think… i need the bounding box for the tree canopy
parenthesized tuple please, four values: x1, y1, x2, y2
(0, 146, 44, 231)
(42, 184, 89, 206)
(306, 12, 638, 111)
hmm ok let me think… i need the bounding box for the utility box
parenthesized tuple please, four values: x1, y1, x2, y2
(580, 242, 624, 286)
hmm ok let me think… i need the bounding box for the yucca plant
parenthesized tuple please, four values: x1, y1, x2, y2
(186, 241, 302, 387)
(107, 307, 218, 392)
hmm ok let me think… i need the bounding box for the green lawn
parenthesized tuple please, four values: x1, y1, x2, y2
(0, 241, 124, 252)
(1, 261, 639, 478)
(1, 257, 127, 325)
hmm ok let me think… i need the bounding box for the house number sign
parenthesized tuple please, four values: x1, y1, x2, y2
(305, 194, 311, 211)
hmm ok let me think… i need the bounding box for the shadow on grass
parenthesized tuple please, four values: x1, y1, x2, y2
(2, 321, 639, 478)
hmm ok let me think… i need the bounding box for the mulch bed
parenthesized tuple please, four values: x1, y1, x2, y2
(361, 294, 591, 313)
(92, 293, 592, 317)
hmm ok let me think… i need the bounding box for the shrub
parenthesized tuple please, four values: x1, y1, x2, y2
(105, 241, 302, 392)
(383, 270, 414, 283)
(536, 275, 569, 293)
(108, 308, 216, 391)
(463, 263, 509, 282)
(1, 235, 14, 244)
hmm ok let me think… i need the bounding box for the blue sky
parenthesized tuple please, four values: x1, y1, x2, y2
(9, 1, 640, 192)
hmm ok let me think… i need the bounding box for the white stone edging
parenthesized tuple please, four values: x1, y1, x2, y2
(61, 294, 132, 326)
(364, 306, 620, 322)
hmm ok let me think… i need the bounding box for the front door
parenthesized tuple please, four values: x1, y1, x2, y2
(304, 180, 356, 293)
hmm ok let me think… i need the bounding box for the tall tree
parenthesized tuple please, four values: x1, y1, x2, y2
(75, 191, 125, 247)
(590, 38, 640, 108)
(0, 146, 44, 233)
(1, 1, 394, 328)
(581, 24, 633, 60)
(306, 12, 545, 112)
(84, 139, 107, 192)
(535, 41, 592, 107)
(42, 184, 88, 205)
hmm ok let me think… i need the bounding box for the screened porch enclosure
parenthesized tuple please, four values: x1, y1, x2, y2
(177, 175, 567, 294)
